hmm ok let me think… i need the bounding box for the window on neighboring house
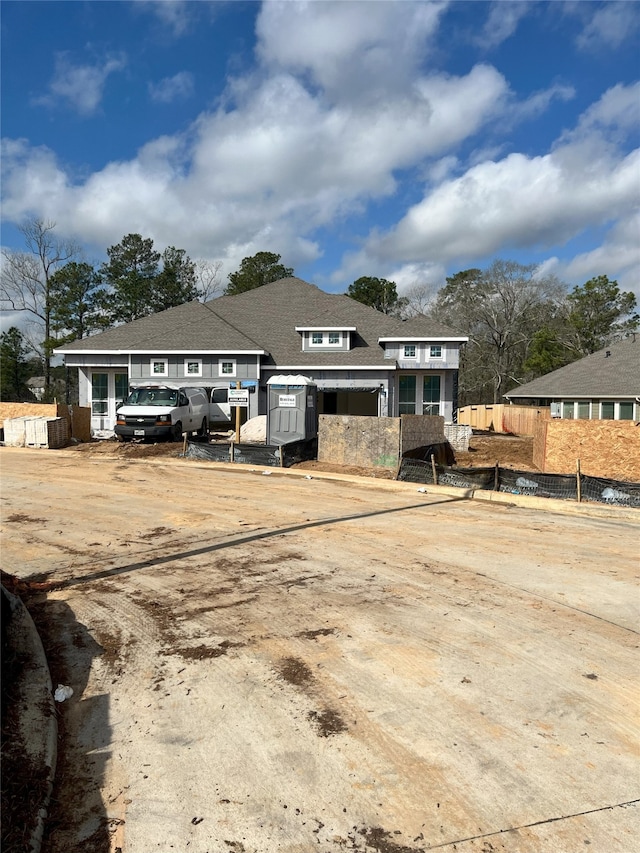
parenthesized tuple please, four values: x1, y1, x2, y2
(328, 332, 341, 345)
(563, 402, 575, 419)
(398, 375, 416, 414)
(185, 359, 202, 377)
(219, 359, 236, 376)
(423, 375, 441, 416)
(577, 401, 590, 419)
(619, 401, 634, 420)
(403, 345, 417, 359)
(151, 359, 168, 376)
(91, 373, 108, 415)
(601, 401, 615, 419)
(429, 345, 442, 358)
(311, 332, 324, 345)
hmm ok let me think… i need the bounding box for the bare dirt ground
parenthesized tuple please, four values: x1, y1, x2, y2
(64, 431, 537, 478)
(0, 446, 638, 853)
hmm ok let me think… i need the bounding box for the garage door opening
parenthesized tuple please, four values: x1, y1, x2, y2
(318, 389, 378, 416)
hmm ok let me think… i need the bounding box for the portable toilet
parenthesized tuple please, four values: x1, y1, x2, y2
(266, 375, 317, 446)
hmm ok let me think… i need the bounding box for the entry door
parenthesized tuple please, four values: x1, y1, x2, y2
(91, 371, 128, 434)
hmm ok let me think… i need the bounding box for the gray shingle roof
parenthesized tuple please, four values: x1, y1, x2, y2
(57, 277, 463, 366)
(505, 337, 640, 399)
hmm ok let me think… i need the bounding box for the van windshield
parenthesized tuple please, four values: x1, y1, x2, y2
(126, 388, 178, 406)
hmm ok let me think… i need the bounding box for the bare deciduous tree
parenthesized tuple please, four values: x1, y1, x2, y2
(1, 219, 77, 396)
(195, 258, 224, 301)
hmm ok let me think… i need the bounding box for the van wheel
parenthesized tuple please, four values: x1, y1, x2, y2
(172, 422, 183, 442)
(198, 418, 209, 439)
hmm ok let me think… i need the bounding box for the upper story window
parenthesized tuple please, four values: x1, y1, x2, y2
(403, 344, 417, 359)
(219, 359, 236, 377)
(151, 359, 168, 376)
(309, 331, 342, 346)
(297, 326, 354, 351)
(185, 358, 202, 377)
(429, 345, 443, 358)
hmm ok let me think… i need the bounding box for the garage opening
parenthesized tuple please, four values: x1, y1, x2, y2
(318, 389, 378, 416)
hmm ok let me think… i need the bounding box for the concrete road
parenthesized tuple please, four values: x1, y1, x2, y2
(1, 447, 638, 853)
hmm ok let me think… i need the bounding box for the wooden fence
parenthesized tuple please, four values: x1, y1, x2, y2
(457, 404, 550, 436)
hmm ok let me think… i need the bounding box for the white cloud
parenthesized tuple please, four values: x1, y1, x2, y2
(561, 213, 640, 299)
(351, 82, 639, 275)
(577, 2, 640, 50)
(256, 0, 448, 102)
(137, 0, 191, 37)
(476, 1, 532, 50)
(4, 2, 634, 294)
(149, 71, 194, 103)
(34, 53, 126, 115)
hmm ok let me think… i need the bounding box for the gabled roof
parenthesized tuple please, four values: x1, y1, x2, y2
(57, 277, 464, 366)
(505, 337, 640, 400)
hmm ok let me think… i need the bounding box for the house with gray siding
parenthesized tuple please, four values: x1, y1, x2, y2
(504, 336, 640, 421)
(55, 277, 467, 436)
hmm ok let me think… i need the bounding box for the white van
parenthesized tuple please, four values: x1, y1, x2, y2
(209, 387, 232, 425)
(115, 385, 210, 442)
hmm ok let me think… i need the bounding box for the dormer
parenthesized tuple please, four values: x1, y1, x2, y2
(296, 326, 356, 352)
(378, 336, 466, 368)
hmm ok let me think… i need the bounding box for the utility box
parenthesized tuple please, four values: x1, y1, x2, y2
(266, 375, 317, 446)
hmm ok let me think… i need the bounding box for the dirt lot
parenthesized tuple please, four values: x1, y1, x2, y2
(64, 431, 537, 478)
(1, 446, 638, 853)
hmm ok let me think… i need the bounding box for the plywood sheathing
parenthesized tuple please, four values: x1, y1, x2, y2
(0, 403, 91, 442)
(318, 415, 400, 468)
(534, 419, 640, 480)
(317, 414, 445, 469)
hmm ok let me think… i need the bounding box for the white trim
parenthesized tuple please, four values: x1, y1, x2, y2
(403, 344, 418, 359)
(150, 358, 168, 377)
(184, 357, 202, 377)
(218, 358, 236, 377)
(295, 326, 356, 332)
(378, 336, 467, 343)
(55, 348, 266, 356)
(309, 331, 343, 347)
(274, 364, 390, 370)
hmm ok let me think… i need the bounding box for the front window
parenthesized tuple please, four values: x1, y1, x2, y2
(429, 345, 442, 359)
(403, 345, 417, 359)
(151, 359, 168, 376)
(398, 375, 416, 414)
(423, 375, 441, 416)
(563, 402, 575, 419)
(311, 332, 324, 345)
(219, 359, 236, 376)
(328, 332, 341, 345)
(91, 373, 108, 415)
(185, 359, 202, 376)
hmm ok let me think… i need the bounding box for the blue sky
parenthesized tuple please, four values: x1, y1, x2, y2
(1, 0, 639, 308)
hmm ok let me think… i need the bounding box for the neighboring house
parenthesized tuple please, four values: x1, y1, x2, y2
(27, 377, 45, 400)
(55, 277, 467, 436)
(504, 336, 640, 421)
